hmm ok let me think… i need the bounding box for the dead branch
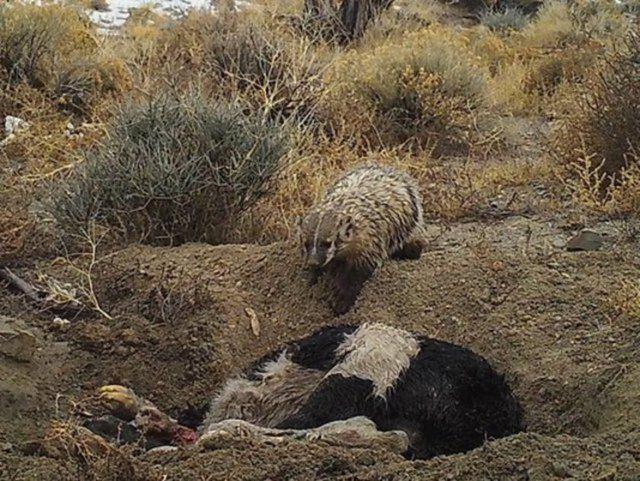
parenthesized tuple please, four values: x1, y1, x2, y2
(0, 266, 84, 316)
(303, 0, 395, 43)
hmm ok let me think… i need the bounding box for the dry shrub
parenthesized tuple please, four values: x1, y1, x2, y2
(496, 0, 631, 113)
(49, 91, 292, 246)
(53, 53, 132, 115)
(463, 27, 533, 114)
(561, 149, 640, 217)
(297, 0, 396, 44)
(523, 42, 602, 97)
(569, 0, 633, 40)
(322, 26, 494, 154)
(519, 0, 630, 55)
(520, 0, 578, 49)
(154, 10, 323, 123)
(359, 0, 440, 44)
(488, 61, 532, 114)
(0, 2, 95, 88)
(39, 421, 146, 481)
(553, 31, 640, 206)
(0, 2, 131, 114)
(610, 279, 640, 321)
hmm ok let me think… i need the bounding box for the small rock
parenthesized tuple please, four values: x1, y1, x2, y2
(0, 442, 13, 452)
(0, 316, 37, 362)
(566, 230, 603, 251)
(52, 317, 71, 332)
(4, 115, 29, 136)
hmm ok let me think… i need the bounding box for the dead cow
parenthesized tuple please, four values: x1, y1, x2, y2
(94, 323, 524, 459)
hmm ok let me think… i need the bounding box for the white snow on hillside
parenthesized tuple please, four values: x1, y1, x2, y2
(85, 0, 251, 32)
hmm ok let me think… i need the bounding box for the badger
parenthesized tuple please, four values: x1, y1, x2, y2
(95, 323, 524, 459)
(297, 165, 427, 315)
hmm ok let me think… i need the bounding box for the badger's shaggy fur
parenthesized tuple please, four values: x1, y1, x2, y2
(297, 165, 426, 315)
(204, 323, 525, 459)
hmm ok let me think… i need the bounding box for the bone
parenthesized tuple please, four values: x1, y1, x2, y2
(198, 417, 409, 454)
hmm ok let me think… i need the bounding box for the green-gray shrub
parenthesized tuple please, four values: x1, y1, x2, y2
(480, 7, 530, 33)
(50, 92, 290, 245)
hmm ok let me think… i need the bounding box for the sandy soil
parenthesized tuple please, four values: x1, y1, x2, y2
(2, 210, 640, 480)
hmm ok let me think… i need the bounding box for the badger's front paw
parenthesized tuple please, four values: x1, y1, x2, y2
(333, 296, 355, 316)
(98, 385, 144, 421)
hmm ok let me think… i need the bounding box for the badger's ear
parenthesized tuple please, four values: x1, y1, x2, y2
(338, 217, 354, 241)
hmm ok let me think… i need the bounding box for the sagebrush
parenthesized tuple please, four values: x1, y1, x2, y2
(50, 92, 291, 245)
(322, 27, 493, 153)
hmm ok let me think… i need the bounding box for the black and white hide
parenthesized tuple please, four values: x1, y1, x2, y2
(203, 322, 525, 459)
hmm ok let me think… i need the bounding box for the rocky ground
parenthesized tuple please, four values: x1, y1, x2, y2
(2, 203, 640, 479)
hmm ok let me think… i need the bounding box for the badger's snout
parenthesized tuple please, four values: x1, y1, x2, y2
(304, 251, 324, 269)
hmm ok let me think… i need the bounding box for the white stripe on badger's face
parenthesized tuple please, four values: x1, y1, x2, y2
(305, 210, 337, 267)
(327, 323, 420, 399)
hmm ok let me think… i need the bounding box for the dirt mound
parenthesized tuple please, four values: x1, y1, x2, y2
(2, 216, 640, 479)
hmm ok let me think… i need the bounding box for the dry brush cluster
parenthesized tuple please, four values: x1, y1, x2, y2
(0, 0, 638, 259)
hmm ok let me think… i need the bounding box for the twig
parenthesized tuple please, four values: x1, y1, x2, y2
(0, 266, 84, 316)
(0, 267, 47, 303)
(62, 227, 113, 320)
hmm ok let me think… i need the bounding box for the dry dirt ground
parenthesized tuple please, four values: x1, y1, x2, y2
(2, 209, 640, 480)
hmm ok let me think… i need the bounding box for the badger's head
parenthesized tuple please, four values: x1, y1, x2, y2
(297, 209, 355, 268)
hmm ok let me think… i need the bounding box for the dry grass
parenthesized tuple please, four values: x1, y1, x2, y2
(146, 9, 325, 123)
(234, 136, 556, 244)
(0, 2, 96, 88)
(480, 0, 632, 114)
(0, 2, 131, 113)
(519, 0, 578, 49)
(610, 279, 640, 322)
(560, 148, 640, 218)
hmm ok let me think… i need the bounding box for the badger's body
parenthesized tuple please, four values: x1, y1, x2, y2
(204, 323, 524, 459)
(298, 165, 426, 315)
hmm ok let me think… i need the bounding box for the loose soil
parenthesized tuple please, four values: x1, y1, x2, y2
(2, 214, 640, 480)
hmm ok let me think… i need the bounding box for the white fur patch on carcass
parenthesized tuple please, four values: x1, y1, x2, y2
(327, 323, 420, 398)
(203, 351, 324, 432)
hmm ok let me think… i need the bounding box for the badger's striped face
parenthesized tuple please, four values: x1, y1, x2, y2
(298, 210, 354, 268)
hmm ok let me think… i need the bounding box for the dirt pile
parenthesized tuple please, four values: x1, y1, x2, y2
(1, 216, 640, 480)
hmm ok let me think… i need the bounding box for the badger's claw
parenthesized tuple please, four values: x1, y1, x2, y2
(98, 385, 143, 421)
